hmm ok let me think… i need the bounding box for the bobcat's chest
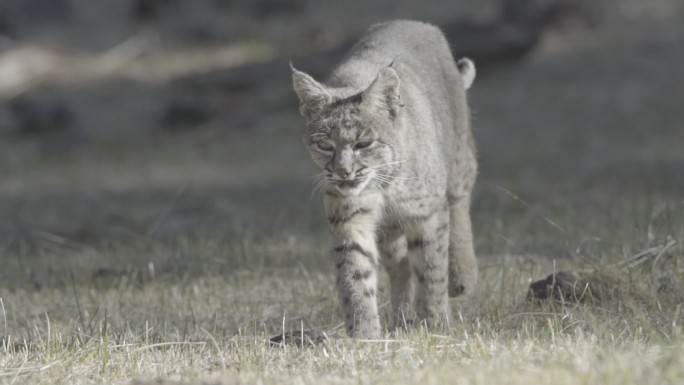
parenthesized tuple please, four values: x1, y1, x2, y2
(380, 191, 447, 231)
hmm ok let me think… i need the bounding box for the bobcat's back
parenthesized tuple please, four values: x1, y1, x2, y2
(329, 20, 476, 203)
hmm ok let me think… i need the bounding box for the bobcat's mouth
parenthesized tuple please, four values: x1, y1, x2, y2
(329, 175, 370, 196)
(335, 179, 362, 188)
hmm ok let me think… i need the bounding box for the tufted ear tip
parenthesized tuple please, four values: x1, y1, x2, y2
(362, 65, 402, 118)
(290, 64, 331, 116)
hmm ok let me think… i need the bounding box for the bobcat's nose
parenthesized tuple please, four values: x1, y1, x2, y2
(335, 169, 351, 179)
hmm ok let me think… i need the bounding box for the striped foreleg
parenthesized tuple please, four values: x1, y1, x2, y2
(325, 194, 383, 338)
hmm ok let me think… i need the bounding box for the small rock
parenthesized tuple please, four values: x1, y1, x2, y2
(270, 330, 328, 347)
(529, 270, 589, 302)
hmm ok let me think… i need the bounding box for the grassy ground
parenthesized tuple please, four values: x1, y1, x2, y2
(2, 0, 684, 383)
(1, 233, 682, 384)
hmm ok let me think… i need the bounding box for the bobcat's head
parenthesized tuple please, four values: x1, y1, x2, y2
(291, 64, 403, 197)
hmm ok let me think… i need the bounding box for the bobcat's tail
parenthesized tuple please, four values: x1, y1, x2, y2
(457, 58, 476, 90)
(447, 201, 478, 297)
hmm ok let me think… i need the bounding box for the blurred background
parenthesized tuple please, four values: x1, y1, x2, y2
(1, 0, 683, 289)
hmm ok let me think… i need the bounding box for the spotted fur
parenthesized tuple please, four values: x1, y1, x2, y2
(291, 20, 478, 338)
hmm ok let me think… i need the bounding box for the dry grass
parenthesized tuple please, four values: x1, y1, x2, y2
(1, 229, 682, 384)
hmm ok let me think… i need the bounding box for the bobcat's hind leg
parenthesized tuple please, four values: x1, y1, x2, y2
(406, 205, 451, 326)
(379, 230, 414, 329)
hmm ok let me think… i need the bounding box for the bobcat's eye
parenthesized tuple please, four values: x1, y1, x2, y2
(317, 141, 334, 152)
(354, 141, 373, 150)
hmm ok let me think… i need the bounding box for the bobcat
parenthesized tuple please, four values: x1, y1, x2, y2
(291, 20, 478, 339)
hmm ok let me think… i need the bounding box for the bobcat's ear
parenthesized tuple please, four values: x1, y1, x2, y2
(457, 57, 476, 90)
(290, 63, 331, 116)
(362, 66, 402, 119)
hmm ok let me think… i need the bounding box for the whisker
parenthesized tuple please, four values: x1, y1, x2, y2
(371, 175, 400, 188)
(309, 171, 327, 199)
(373, 173, 416, 180)
(310, 175, 329, 199)
(373, 159, 408, 167)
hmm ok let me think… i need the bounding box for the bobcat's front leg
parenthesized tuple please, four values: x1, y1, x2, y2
(325, 192, 383, 339)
